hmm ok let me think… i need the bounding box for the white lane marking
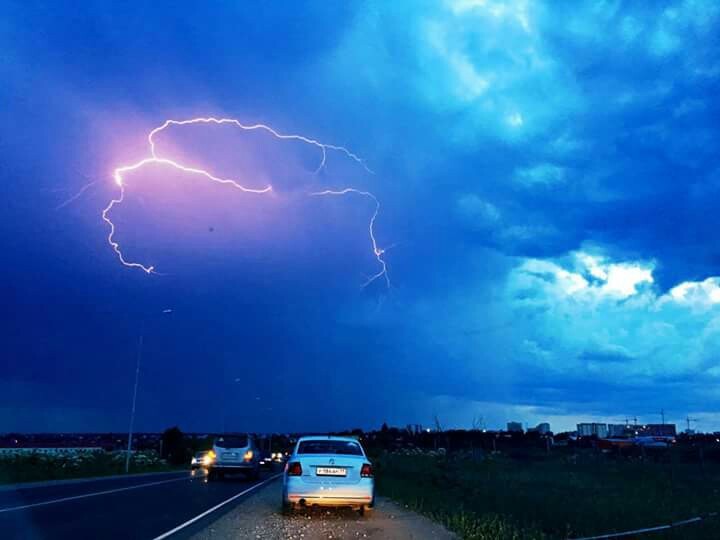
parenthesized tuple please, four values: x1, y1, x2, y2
(0, 475, 196, 514)
(0, 471, 188, 492)
(153, 473, 283, 540)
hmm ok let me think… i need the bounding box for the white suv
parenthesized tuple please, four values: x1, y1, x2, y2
(205, 434, 261, 481)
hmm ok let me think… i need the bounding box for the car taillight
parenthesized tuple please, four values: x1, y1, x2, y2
(287, 461, 302, 476)
(360, 463, 373, 477)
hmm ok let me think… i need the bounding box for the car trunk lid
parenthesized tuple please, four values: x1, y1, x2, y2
(297, 454, 365, 485)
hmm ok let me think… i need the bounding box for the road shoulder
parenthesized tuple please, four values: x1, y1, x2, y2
(192, 480, 456, 540)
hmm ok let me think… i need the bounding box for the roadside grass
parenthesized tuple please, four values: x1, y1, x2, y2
(374, 451, 720, 539)
(0, 452, 177, 485)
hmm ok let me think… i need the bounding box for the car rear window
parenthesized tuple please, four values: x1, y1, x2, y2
(297, 440, 363, 455)
(215, 435, 248, 448)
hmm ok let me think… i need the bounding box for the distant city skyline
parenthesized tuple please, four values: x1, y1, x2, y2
(0, 413, 713, 436)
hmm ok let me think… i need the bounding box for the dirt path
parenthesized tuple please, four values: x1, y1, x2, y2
(192, 479, 456, 540)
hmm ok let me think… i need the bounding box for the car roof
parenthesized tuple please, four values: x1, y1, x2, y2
(296, 435, 361, 443)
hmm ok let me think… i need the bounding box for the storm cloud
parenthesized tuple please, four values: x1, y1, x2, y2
(2, 0, 720, 432)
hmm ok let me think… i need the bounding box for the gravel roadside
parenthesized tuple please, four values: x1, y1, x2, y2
(191, 479, 456, 540)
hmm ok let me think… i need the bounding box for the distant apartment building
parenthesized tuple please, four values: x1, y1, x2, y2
(527, 422, 551, 435)
(0, 433, 164, 453)
(577, 423, 608, 438)
(608, 423, 677, 437)
(0, 447, 103, 456)
(507, 422, 524, 433)
(644, 424, 676, 436)
(635, 424, 676, 437)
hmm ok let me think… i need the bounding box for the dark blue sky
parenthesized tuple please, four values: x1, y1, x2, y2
(3, 0, 720, 433)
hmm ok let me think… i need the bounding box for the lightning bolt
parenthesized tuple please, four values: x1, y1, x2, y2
(102, 116, 389, 287)
(148, 117, 373, 175)
(55, 176, 99, 210)
(102, 156, 272, 274)
(310, 189, 390, 288)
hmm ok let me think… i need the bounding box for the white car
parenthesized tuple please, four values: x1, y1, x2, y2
(282, 436, 374, 515)
(205, 434, 261, 481)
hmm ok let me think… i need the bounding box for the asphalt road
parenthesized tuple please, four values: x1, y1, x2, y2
(0, 469, 282, 540)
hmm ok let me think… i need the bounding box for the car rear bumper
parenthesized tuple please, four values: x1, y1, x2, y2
(285, 494, 373, 507)
(209, 463, 255, 471)
(284, 478, 374, 507)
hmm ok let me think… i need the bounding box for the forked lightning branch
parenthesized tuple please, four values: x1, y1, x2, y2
(102, 117, 390, 288)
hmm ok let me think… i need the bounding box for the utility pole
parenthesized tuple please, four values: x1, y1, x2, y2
(125, 332, 144, 474)
(124, 309, 171, 474)
(661, 408, 665, 425)
(221, 380, 226, 434)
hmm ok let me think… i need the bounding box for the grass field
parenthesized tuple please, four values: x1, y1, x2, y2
(374, 450, 720, 539)
(0, 451, 176, 485)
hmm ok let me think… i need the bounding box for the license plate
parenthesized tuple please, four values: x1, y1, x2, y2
(316, 467, 347, 476)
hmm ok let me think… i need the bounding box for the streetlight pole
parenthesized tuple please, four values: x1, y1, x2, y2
(125, 331, 144, 474)
(124, 309, 171, 474)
